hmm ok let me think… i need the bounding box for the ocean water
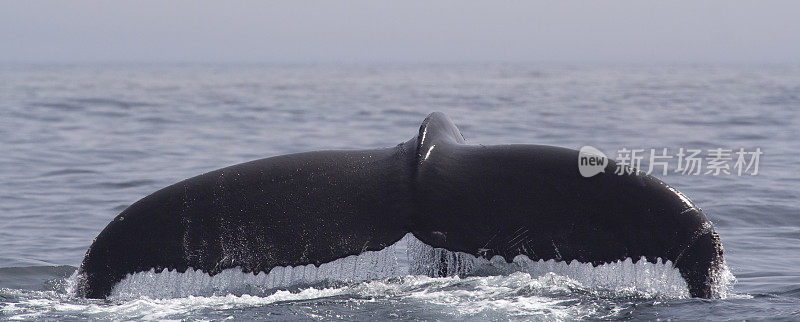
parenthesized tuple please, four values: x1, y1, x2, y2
(0, 63, 798, 320)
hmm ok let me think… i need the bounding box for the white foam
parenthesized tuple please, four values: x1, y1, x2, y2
(710, 261, 737, 299)
(3, 288, 351, 321)
(10, 248, 738, 320)
(104, 233, 708, 300)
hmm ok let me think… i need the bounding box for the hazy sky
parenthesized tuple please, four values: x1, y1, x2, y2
(2, 0, 799, 63)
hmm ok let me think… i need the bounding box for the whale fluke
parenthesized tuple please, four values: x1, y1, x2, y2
(77, 112, 724, 299)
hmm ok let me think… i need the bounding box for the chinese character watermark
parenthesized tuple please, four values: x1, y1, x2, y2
(578, 146, 762, 178)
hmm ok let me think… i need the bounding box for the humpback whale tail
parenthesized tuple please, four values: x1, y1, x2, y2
(77, 112, 725, 299)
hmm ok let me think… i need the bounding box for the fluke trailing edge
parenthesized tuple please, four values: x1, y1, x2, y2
(77, 112, 725, 299)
